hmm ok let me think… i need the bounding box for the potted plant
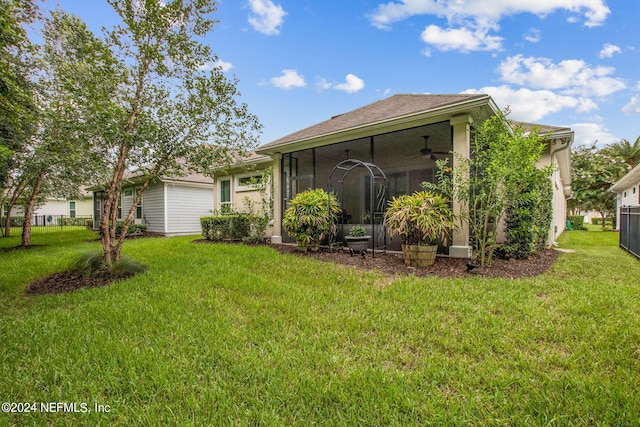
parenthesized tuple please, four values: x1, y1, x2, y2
(282, 189, 341, 251)
(384, 191, 458, 267)
(344, 225, 370, 256)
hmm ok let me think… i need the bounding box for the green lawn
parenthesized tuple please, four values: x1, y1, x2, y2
(0, 229, 639, 426)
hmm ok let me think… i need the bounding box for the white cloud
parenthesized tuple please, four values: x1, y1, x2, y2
(599, 43, 622, 58)
(622, 96, 640, 115)
(315, 74, 366, 93)
(497, 55, 626, 97)
(420, 24, 503, 52)
(269, 69, 306, 89)
(523, 28, 541, 43)
(248, 0, 287, 35)
(570, 122, 619, 147)
(369, 0, 610, 29)
(198, 60, 233, 72)
(315, 77, 332, 91)
(462, 85, 596, 122)
(333, 74, 366, 93)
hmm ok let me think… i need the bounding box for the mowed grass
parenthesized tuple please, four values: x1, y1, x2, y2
(0, 229, 639, 426)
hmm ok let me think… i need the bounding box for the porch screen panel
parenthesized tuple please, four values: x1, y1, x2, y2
(315, 137, 371, 225)
(372, 121, 452, 200)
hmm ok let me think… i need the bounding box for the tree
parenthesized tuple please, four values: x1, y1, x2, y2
(78, 0, 261, 266)
(570, 144, 631, 229)
(426, 111, 550, 266)
(0, 0, 38, 233)
(605, 136, 640, 168)
(15, 10, 112, 246)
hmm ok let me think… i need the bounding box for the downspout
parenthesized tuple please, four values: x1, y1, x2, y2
(549, 136, 573, 244)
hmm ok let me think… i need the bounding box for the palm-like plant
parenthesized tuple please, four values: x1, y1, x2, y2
(606, 136, 640, 168)
(282, 189, 341, 247)
(384, 191, 458, 246)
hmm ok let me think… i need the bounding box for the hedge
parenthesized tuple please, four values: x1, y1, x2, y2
(201, 215, 253, 241)
(568, 215, 586, 230)
(57, 217, 92, 227)
(115, 222, 147, 236)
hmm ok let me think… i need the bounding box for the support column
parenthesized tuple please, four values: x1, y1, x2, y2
(270, 153, 283, 244)
(449, 114, 473, 258)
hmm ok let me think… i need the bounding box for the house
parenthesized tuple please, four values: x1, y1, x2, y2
(610, 163, 640, 258)
(2, 191, 93, 225)
(611, 162, 640, 216)
(89, 150, 273, 237)
(92, 171, 215, 236)
(211, 151, 273, 214)
(255, 94, 573, 257)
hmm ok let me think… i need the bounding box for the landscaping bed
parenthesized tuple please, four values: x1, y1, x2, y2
(273, 244, 559, 279)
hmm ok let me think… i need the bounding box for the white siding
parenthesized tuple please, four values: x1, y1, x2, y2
(142, 184, 165, 234)
(121, 186, 136, 221)
(34, 200, 67, 216)
(166, 184, 214, 235)
(619, 183, 640, 207)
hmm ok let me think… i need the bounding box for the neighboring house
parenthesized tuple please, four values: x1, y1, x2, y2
(2, 191, 92, 221)
(610, 162, 640, 227)
(610, 163, 640, 259)
(256, 94, 573, 257)
(92, 171, 214, 236)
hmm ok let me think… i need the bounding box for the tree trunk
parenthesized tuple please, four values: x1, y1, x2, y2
(3, 182, 26, 238)
(21, 171, 45, 247)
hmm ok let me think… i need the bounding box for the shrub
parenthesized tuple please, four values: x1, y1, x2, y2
(72, 252, 148, 279)
(282, 189, 341, 247)
(384, 191, 457, 246)
(115, 222, 147, 237)
(568, 215, 587, 230)
(200, 214, 254, 241)
(58, 217, 92, 227)
(348, 225, 366, 237)
(7, 216, 24, 227)
(503, 171, 553, 259)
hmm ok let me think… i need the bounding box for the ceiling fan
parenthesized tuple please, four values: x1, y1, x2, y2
(420, 135, 449, 161)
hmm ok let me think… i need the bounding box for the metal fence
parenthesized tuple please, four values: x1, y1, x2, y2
(0, 215, 93, 236)
(619, 206, 640, 259)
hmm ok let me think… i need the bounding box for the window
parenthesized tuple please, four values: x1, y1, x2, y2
(219, 179, 231, 212)
(236, 173, 263, 192)
(124, 188, 134, 197)
(69, 201, 76, 218)
(135, 187, 143, 220)
(118, 197, 122, 219)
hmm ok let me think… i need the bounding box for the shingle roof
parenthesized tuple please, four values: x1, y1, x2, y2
(258, 94, 489, 150)
(515, 121, 573, 135)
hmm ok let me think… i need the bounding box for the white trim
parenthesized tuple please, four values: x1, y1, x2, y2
(235, 172, 264, 192)
(161, 180, 214, 190)
(217, 176, 232, 211)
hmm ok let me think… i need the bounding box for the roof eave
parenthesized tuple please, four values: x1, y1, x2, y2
(256, 95, 497, 156)
(611, 163, 640, 193)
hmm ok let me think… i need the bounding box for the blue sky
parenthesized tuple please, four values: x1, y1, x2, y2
(43, 1, 639, 148)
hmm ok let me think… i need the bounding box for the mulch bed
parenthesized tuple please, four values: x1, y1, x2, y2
(271, 244, 560, 279)
(25, 271, 121, 296)
(25, 241, 560, 296)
